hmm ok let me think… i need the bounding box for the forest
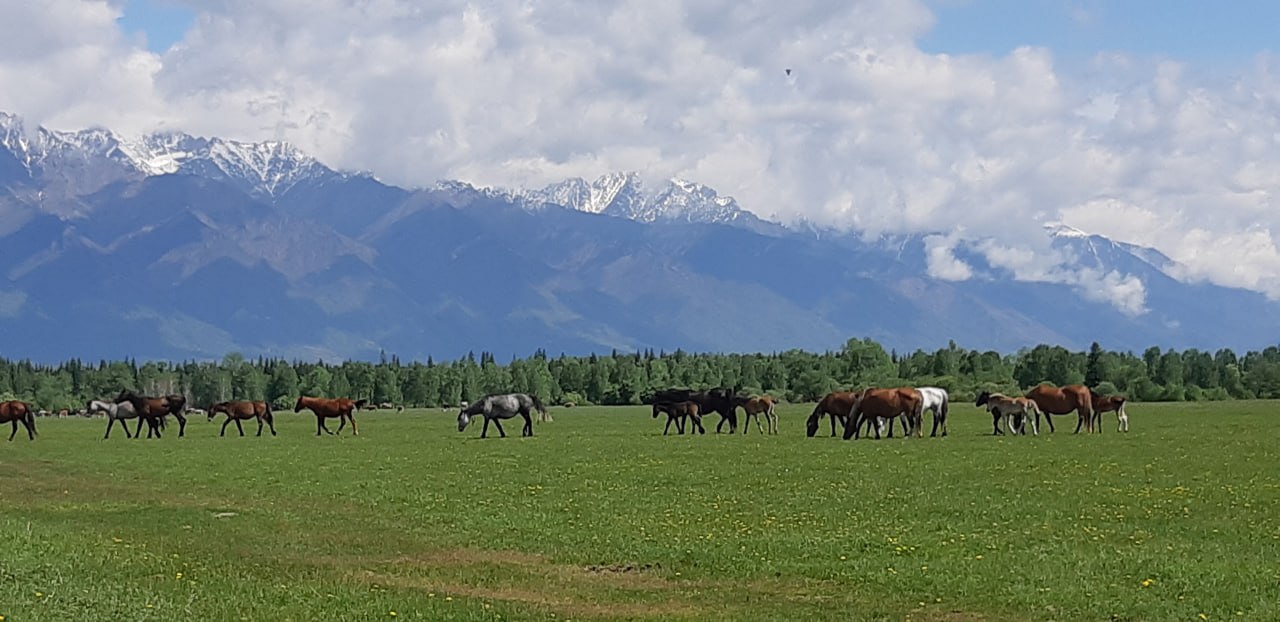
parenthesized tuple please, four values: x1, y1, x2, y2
(4, 339, 1280, 411)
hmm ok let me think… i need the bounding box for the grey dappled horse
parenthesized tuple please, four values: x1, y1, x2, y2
(457, 393, 550, 438)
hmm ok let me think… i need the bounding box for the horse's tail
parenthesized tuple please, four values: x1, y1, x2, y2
(354, 399, 368, 410)
(939, 391, 950, 425)
(530, 394, 549, 422)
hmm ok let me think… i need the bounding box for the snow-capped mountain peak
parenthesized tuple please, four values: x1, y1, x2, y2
(0, 112, 334, 198)
(505, 172, 756, 226)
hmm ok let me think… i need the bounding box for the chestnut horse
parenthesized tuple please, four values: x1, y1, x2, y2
(1024, 384, 1095, 433)
(0, 400, 37, 441)
(295, 396, 365, 436)
(652, 401, 704, 435)
(845, 388, 922, 440)
(732, 394, 778, 434)
(1091, 394, 1129, 432)
(209, 401, 277, 437)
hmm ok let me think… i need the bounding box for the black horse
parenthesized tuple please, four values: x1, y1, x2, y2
(651, 387, 741, 433)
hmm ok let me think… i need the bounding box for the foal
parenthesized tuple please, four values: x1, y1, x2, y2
(733, 395, 778, 434)
(1091, 394, 1130, 432)
(975, 392, 1042, 436)
(653, 401, 704, 435)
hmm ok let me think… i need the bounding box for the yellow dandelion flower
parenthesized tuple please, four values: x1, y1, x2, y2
(445, 596, 453, 602)
(35, 592, 44, 598)
(1141, 579, 1154, 587)
(389, 612, 397, 617)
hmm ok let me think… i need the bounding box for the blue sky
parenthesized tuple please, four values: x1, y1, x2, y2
(117, 0, 195, 52)
(921, 0, 1278, 63)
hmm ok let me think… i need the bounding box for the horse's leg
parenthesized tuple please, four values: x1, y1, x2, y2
(175, 412, 187, 437)
(220, 417, 232, 437)
(256, 416, 264, 437)
(24, 418, 35, 440)
(349, 415, 359, 436)
(104, 418, 114, 439)
(662, 415, 672, 435)
(268, 413, 277, 436)
(336, 416, 347, 434)
(319, 417, 334, 435)
(8, 421, 16, 441)
(754, 411, 764, 434)
(135, 416, 146, 439)
(493, 418, 507, 438)
(692, 413, 705, 434)
(122, 417, 132, 439)
(481, 417, 491, 439)
(235, 419, 245, 437)
(1044, 412, 1055, 433)
(522, 412, 533, 437)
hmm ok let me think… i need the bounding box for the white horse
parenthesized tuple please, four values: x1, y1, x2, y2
(916, 387, 950, 437)
(457, 393, 549, 438)
(87, 399, 154, 439)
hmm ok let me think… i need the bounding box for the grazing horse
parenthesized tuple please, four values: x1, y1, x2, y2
(0, 401, 37, 441)
(209, 401, 277, 437)
(917, 387, 951, 437)
(732, 395, 778, 435)
(295, 396, 364, 436)
(115, 390, 188, 437)
(458, 393, 547, 438)
(87, 399, 151, 439)
(845, 388, 922, 440)
(975, 391, 1042, 436)
(1091, 394, 1130, 432)
(807, 391, 859, 437)
(652, 401, 704, 435)
(1025, 384, 1096, 433)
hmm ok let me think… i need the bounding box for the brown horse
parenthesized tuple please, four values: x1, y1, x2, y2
(652, 401, 704, 435)
(209, 401, 277, 437)
(295, 396, 365, 436)
(115, 390, 183, 438)
(732, 395, 778, 434)
(0, 400, 37, 441)
(806, 391, 859, 437)
(1024, 384, 1095, 433)
(1091, 393, 1129, 432)
(845, 388, 922, 440)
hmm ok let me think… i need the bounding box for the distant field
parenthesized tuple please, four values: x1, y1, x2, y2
(2, 401, 1278, 621)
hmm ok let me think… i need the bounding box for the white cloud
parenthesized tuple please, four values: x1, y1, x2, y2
(2, 0, 1280, 307)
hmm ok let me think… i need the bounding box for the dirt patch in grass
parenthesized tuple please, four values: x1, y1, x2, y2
(358, 570, 706, 620)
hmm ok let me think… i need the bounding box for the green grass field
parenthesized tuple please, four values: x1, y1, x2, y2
(2, 401, 1278, 621)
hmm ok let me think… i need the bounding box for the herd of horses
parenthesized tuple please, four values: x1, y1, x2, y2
(2, 384, 1129, 443)
(649, 384, 1128, 440)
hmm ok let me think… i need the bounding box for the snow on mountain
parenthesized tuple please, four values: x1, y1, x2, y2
(504, 171, 757, 226)
(0, 112, 332, 198)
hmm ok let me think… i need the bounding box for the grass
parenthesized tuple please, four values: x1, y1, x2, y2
(1, 401, 1278, 621)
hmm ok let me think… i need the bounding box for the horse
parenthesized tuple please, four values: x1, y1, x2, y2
(0, 401, 37, 441)
(732, 395, 778, 434)
(209, 401, 277, 437)
(652, 401, 704, 435)
(295, 396, 365, 436)
(87, 399, 152, 439)
(1024, 384, 1096, 433)
(652, 388, 737, 433)
(1091, 394, 1130, 432)
(458, 393, 546, 438)
(115, 390, 188, 437)
(975, 391, 1042, 436)
(806, 391, 859, 437)
(917, 387, 950, 437)
(845, 388, 922, 440)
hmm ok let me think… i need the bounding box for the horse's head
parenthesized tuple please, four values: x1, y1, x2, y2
(294, 396, 306, 413)
(457, 409, 472, 432)
(975, 391, 991, 407)
(651, 403, 662, 418)
(115, 389, 138, 404)
(207, 403, 224, 421)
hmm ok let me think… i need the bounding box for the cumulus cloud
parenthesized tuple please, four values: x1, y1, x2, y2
(2, 0, 1280, 307)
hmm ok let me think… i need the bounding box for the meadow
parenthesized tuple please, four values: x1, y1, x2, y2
(1, 401, 1278, 621)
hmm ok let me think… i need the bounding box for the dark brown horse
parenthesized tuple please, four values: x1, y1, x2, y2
(652, 400, 704, 435)
(652, 388, 739, 433)
(1091, 393, 1129, 432)
(1025, 384, 1095, 433)
(845, 388, 922, 440)
(806, 391, 859, 437)
(209, 401, 276, 437)
(115, 390, 186, 438)
(0, 400, 37, 441)
(295, 396, 365, 436)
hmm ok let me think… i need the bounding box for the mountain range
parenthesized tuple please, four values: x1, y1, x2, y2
(2, 111, 1276, 363)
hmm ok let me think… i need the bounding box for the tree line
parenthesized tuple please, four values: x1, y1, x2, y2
(4, 339, 1280, 412)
